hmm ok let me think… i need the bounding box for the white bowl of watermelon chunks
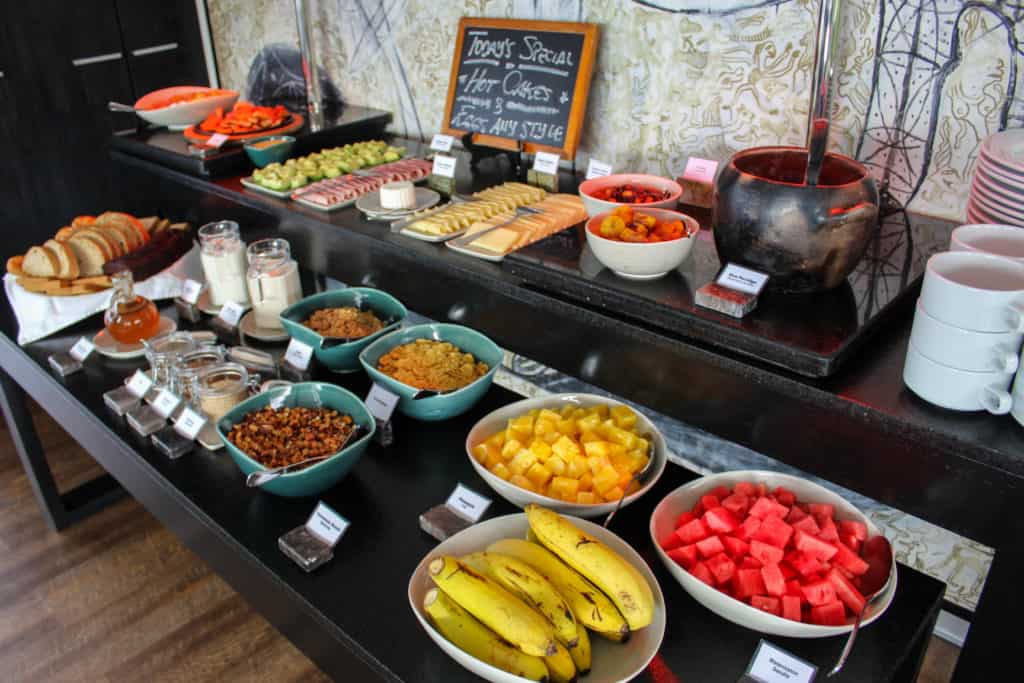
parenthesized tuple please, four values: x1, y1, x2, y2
(649, 470, 897, 638)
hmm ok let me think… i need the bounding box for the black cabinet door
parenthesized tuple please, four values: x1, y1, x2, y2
(115, 0, 211, 96)
(0, 0, 136, 258)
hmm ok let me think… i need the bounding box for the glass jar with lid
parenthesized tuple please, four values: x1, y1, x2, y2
(104, 270, 161, 344)
(198, 220, 250, 307)
(196, 362, 259, 422)
(143, 332, 196, 390)
(174, 346, 227, 409)
(246, 238, 302, 331)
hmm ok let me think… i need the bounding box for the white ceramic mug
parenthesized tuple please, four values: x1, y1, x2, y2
(903, 342, 1014, 413)
(950, 224, 1024, 263)
(920, 252, 1024, 332)
(910, 299, 1022, 373)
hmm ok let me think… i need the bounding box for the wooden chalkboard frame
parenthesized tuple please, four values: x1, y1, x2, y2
(442, 17, 599, 160)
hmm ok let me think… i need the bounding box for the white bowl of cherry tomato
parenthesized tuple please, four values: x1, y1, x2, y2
(578, 173, 682, 217)
(585, 207, 700, 281)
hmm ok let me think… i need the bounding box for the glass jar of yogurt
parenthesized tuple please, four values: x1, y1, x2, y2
(246, 238, 302, 331)
(198, 221, 250, 307)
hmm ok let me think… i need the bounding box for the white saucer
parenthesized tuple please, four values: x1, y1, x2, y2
(93, 317, 177, 359)
(356, 187, 441, 220)
(239, 310, 290, 342)
(196, 289, 251, 316)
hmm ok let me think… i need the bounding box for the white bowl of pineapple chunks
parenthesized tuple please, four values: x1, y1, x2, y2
(466, 394, 669, 518)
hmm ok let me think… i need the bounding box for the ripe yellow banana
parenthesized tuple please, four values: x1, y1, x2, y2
(486, 538, 630, 639)
(569, 623, 591, 674)
(429, 555, 558, 657)
(423, 588, 549, 681)
(525, 504, 655, 631)
(544, 641, 577, 683)
(461, 551, 579, 648)
(593, 627, 627, 643)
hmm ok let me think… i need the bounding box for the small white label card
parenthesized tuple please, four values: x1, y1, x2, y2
(126, 370, 154, 398)
(305, 502, 349, 547)
(430, 133, 455, 152)
(206, 133, 229, 149)
(69, 337, 95, 362)
(283, 338, 314, 371)
(533, 151, 560, 175)
(586, 158, 613, 180)
(432, 154, 457, 178)
(445, 483, 492, 523)
(152, 389, 182, 419)
(716, 263, 770, 296)
(681, 156, 720, 184)
(746, 640, 817, 683)
(181, 278, 203, 305)
(173, 406, 207, 440)
(217, 300, 245, 327)
(365, 383, 401, 422)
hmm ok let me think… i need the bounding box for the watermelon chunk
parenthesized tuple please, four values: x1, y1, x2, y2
(818, 516, 840, 543)
(690, 561, 715, 587)
(785, 579, 805, 600)
(749, 539, 785, 566)
(741, 555, 763, 569)
(701, 494, 721, 512)
(801, 579, 838, 607)
(721, 492, 751, 518)
(772, 487, 796, 506)
(752, 515, 794, 549)
(674, 511, 696, 529)
(706, 552, 737, 585)
(791, 515, 821, 536)
(659, 530, 685, 552)
(779, 562, 797, 580)
(696, 534, 725, 559)
(667, 544, 699, 570)
(839, 519, 868, 541)
(808, 503, 835, 521)
(840, 532, 862, 554)
(809, 600, 847, 626)
(750, 595, 780, 616)
(782, 595, 802, 621)
(832, 543, 870, 576)
(676, 518, 709, 545)
(703, 506, 740, 534)
(787, 551, 826, 577)
(785, 506, 808, 524)
(793, 529, 839, 562)
(735, 516, 762, 541)
(733, 568, 766, 599)
(756, 483, 768, 498)
(722, 535, 749, 559)
(827, 568, 866, 614)
(749, 497, 789, 520)
(761, 563, 786, 596)
(709, 485, 731, 500)
(734, 482, 758, 497)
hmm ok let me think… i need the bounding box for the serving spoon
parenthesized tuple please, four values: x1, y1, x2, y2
(245, 426, 364, 487)
(827, 534, 894, 676)
(603, 433, 656, 528)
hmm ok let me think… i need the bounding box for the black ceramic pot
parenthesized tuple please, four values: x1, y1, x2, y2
(713, 146, 880, 293)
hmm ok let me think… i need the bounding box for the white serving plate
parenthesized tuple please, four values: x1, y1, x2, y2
(292, 195, 358, 213)
(356, 187, 441, 218)
(982, 129, 1024, 173)
(400, 226, 469, 243)
(408, 513, 665, 683)
(649, 470, 897, 638)
(239, 176, 295, 199)
(973, 170, 1024, 207)
(446, 239, 508, 262)
(971, 182, 1024, 220)
(968, 193, 1024, 227)
(93, 317, 177, 359)
(466, 393, 668, 518)
(977, 152, 1024, 189)
(133, 87, 238, 130)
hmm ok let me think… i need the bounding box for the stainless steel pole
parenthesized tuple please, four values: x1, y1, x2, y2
(295, 0, 324, 132)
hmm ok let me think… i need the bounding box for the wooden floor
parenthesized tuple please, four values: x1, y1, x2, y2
(0, 402, 958, 682)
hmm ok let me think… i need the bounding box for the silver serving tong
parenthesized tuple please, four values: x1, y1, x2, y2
(449, 205, 542, 249)
(245, 426, 364, 487)
(803, 0, 842, 186)
(603, 434, 656, 528)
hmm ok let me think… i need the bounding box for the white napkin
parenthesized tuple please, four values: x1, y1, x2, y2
(4, 245, 204, 345)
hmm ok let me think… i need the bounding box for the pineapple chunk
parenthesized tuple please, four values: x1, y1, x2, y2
(549, 476, 579, 501)
(610, 404, 638, 429)
(537, 408, 562, 423)
(565, 455, 588, 479)
(576, 491, 597, 505)
(559, 405, 575, 419)
(542, 431, 561, 445)
(610, 450, 639, 474)
(510, 473, 536, 493)
(471, 443, 490, 464)
(577, 413, 601, 433)
(593, 465, 621, 495)
(525, 462, 553, 489)
(490, 462, 511, 480)
(484, 448, 504, 470)
(602, 486, 625, 502)
(508, 415, 535, 442)
(555, 419, 577, 436)
(484, 432, 506, 450)
(598, 420, 637, 449)
(586, 454, 612, 475)
(571, 408, 587, 420)
(578, 471, 593, 492)
(579, 430, 601, 444)
(583, 441, 611, 459)
(534, 418, 557, 439)
(529, 440, 552, 461)
(546, 455, 566, 476)
(508, 449, 537, 476)
(501, 438, 523, 460)
(552, 435, 582, 461)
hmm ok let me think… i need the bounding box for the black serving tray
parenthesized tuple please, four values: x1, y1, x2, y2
(505, 207, 958, 377)
(108, 105, 393, 178)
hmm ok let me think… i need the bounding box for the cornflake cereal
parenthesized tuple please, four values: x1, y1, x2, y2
(303, 307, 385, 339)
(377, 339, 489, 391)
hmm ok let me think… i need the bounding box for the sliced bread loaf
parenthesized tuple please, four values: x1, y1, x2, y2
(44, 239, 80, 279)
(22, 246, 60, 277)
(65, 234, 106, 276)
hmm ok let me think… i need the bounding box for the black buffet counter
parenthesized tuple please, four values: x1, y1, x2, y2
(0, 133, 1014, 679)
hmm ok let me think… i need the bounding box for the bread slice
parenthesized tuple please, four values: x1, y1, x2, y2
(22, 246, 60, 277)
(84, 227, 123, 258)
(152, 218, 171, 234)
(66, 234, 106, 276)
(96, 212, 141, 250)
(169, 222, 189, 232)
(6, 255, 24, 276)
(55, 226, 76, 242)
(74, 229, 115, 260)
(71, 215, 95, 228)
(93, 224, 129, 256)
(45, 239, 80, 279)
(138, 216, 158, 233)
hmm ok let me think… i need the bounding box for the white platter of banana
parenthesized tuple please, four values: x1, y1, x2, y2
(408, 505, 665, 683)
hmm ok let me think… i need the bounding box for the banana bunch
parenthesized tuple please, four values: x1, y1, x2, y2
(423, 505, 656, 681)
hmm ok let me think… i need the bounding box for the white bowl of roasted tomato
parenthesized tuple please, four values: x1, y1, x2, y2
(649, 470, 897, 638)
(585, 206, 700, 281)
(578, 173, 682, 217)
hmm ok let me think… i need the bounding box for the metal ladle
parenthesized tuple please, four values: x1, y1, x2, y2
(804, 0, 844, 186)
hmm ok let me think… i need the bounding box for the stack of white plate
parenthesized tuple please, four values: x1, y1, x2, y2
(968, 130, 1024, 226)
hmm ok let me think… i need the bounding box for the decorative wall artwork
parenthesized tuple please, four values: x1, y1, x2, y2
(206, 0, 1024, 222)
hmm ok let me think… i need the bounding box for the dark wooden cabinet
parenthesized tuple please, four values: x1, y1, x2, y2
(0, 0, 212, 258)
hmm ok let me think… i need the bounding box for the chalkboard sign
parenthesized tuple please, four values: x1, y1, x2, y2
(443, 18, 599, 160)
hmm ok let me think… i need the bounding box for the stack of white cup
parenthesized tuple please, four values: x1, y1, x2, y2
(903, 224, 1024, 422)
